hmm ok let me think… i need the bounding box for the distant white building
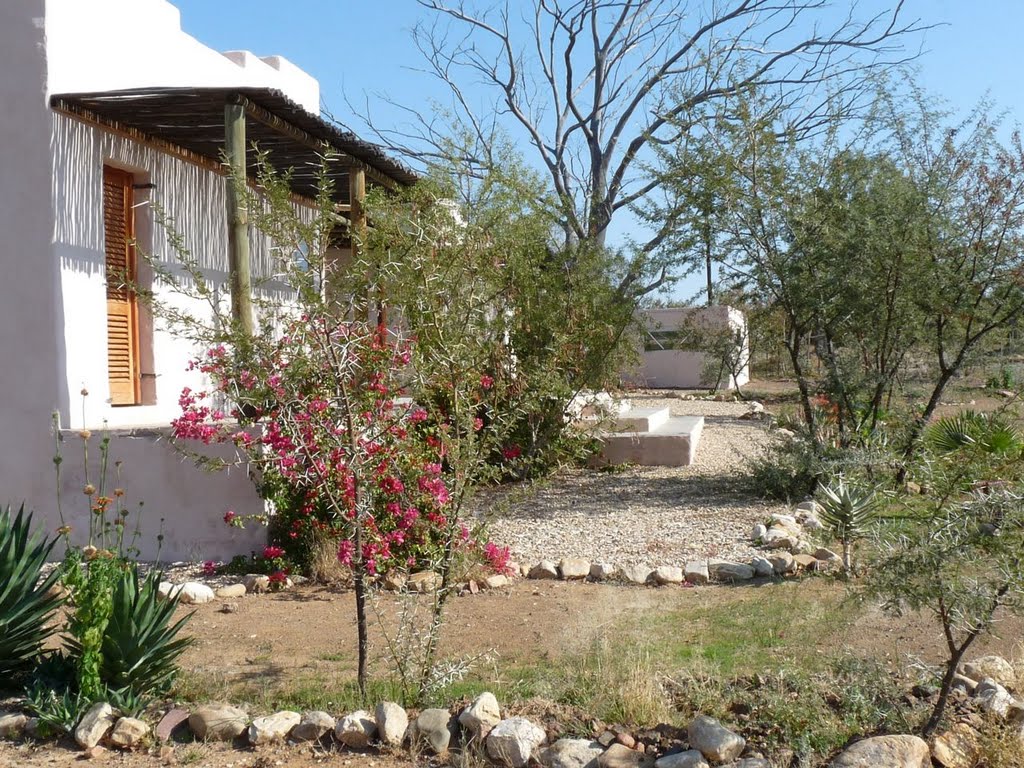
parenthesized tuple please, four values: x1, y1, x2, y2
(0, 0, 413, 559)
(625, 306, 750, 389)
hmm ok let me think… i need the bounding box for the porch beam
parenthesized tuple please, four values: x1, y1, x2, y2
(239, 98, 398, 191)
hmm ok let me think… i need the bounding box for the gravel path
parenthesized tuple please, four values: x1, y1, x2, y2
(474, 392, 787, 568)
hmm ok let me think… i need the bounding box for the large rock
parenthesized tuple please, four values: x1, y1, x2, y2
(829, 735, 930, 767)
(375, 701, 408, 747)
(751, 557, 774, 578)
(931, 723, 980, 768)
(975, 678, 1015, 717)
(620, 565, 653, 585)
(411, 708, 452, 754)
(335, 710, 377, 748)
(408, 571, 442, 593)
(684, 562, 709, 585)
(590, 563, 618, 581)
(291, 711, 335, 742)
(597, 743, 652, 768)
(459, 692, 501, 739)
(244, 574, 271, 593)
(189, 704, 249, 741)
(707, 561, 754, 583)
(486, 717, 547, 767)
(762, 528, 796, 550)
(750, 523, 767, 543)
(0, 712, 28, 738)
(529, 561, 559, 580)
(560, 558, 591, 580)
(157, 581, 183, 600)
(654, 749, 709, 768)
(75, 702, 117, 749)
(215, 583, 246, 599)
(485, 574, 510, 589)
(109, 716, 150, 749)
(155, 708, 190, 741)
(768, 552, 796, 575)
(813, 548, 842, 564)
(177, 582, 215, 605)
(687, 716, 744, 763)
(963, 655, 1016, 689)
(652, 566, 683, 585)
(792, 554, 819, 571)
(540, 738, 604, 768)
(248, 711, 301, 746)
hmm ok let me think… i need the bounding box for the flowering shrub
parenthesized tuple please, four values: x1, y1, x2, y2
(170, 319, 477, 581)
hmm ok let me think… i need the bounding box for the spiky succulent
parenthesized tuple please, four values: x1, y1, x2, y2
(0, 504, 64, 677)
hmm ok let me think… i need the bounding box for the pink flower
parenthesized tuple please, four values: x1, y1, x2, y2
(409, 407, 428, 423)
(223, 510, 237, 525)
(502, 444, 522, 460)
(480, 374, 494, 390)
(483, 541, 512, 574)
(202, 560, 217, 576)
(337, 539, 354, 566)
(262, 545, 285, 560)
(473, 417, 484, 432)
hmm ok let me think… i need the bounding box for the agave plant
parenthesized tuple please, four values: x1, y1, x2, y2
(0, 504, 64, 677)
(66, 566, 194, 702)
(816, 480, 878, 574)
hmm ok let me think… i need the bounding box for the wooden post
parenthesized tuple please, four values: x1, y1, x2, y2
(225, 101, 254, 336)
(349, 167, 371, 322)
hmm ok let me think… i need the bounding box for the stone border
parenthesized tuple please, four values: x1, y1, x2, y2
(513, 501, 841, 588)
(2, 653, 1017, 767)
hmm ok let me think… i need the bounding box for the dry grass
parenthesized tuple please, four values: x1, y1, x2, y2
(307, 534, 353, 585)
(976, 717, 1024, 768)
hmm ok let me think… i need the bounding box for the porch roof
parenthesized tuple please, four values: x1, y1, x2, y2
(50, 87, 417, 204)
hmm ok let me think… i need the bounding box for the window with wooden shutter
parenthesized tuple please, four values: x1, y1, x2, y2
(102, 166, 141, 405)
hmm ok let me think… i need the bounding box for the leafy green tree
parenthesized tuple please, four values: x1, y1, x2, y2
(863, 423, 1024, 736)
(886, 95, 1024, 477)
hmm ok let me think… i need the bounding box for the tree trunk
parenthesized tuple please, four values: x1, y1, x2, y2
(896, 367, 956, 485)
(924, 641, 973, 737)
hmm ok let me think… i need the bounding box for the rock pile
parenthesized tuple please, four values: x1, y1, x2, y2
(0, 691, 877, 766)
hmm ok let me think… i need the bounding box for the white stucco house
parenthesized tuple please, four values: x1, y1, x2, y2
(625, 306, 750, 390)
(1, 0, 414, 559)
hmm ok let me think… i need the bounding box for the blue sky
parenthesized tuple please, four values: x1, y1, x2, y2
(173, 0, 1024, 299)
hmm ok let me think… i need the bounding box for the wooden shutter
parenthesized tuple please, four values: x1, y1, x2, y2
(102, 166, 141, 405)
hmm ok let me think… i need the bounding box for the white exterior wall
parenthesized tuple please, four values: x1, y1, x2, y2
(0, 0, 326, 560)
(45, 0, 320, 111)
(0, 0, 64, 534)
(626, 306, 750, 389)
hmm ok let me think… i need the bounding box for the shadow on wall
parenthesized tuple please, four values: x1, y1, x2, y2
(51, 111, 312, 285)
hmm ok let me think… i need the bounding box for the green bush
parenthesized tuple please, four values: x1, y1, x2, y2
(67, 566, 193, 704)
(0, 504, 63, 679)
(748, 431, 830, 501)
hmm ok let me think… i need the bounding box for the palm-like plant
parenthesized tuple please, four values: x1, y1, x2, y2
(926, 410, 1022, 458)
(0, 504, 64, 677)
(66, 566, 194, 702)
(816, 480, 878, 574)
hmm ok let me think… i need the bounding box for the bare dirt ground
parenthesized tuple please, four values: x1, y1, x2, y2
(8, 384, 1024, 767)
(6, 579, 1024, 767)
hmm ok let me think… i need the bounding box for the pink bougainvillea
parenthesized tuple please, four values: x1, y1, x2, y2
(172, 319, 506, 578)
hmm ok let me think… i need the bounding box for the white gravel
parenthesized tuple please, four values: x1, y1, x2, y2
(473, 392, 788, 568)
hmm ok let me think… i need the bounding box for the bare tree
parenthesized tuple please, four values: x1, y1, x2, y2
(351, 0, 925, 296)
